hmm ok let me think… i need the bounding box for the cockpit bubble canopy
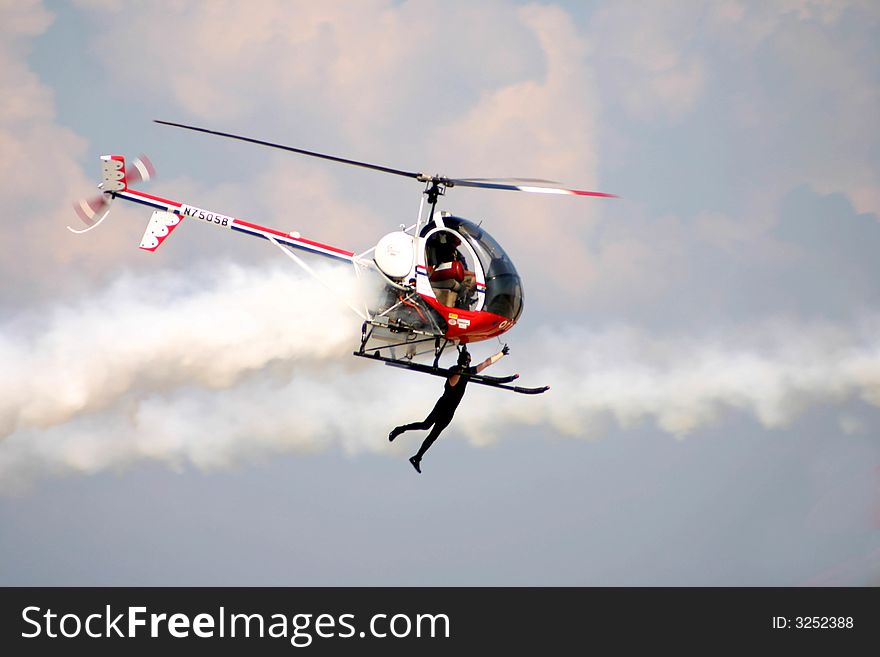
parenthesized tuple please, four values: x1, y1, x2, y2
(423, 215, 523, 322)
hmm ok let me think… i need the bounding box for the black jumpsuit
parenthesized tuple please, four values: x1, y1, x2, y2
(394, 365, 475, 459)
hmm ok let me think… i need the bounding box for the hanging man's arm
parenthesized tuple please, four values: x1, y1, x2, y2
(474, 345, 509, 374)
(448, 346, 510, 386)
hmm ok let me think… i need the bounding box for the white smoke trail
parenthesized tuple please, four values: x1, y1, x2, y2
(456, 320, 880, 445)
(0, 262, 362, 439)
(2, 263, 880, 489)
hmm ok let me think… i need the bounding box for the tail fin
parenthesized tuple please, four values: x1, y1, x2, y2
(100, 153, 155, 191)
(100, 154, 127, 191)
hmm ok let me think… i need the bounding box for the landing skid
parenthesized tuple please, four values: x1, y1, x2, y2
(353, 351, 550, 395)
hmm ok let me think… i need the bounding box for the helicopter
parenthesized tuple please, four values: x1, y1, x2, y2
(72, 120, 616, 394)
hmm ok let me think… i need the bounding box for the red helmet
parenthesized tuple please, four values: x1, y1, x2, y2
(429, 260, 464, 282)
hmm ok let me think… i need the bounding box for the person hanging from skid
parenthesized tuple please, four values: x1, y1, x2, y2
(388, 344, 509, 473)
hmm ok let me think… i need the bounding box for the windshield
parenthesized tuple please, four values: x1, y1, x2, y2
(433, 216, 523, 322)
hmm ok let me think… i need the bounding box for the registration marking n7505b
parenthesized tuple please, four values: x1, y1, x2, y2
(180, 204, 233, 228)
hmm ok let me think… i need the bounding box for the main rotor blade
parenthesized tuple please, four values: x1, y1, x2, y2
(447, 177, 617, 198)
(154, 120, 422, 180)
(455, 177, 563, 185)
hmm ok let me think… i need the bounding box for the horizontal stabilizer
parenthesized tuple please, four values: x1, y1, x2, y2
(139, 210, 183, 252)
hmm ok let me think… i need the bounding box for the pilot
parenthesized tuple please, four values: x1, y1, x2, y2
(388, 344, 509, 473)
(429, 233, 475, 308)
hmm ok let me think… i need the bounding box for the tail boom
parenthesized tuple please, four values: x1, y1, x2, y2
(116, 187, 355, 262)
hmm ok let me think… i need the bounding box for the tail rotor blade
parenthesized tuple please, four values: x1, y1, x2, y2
(126, 154, 155, 185)
(70, 194, 112, 233)
(73, 195, 109, 227)
(69, 153, 155, 234)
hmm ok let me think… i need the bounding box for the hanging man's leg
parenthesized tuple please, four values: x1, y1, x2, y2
(409, 413, 452, 473)
(389, 403, 443, 442)
(388, 419, 432, 442)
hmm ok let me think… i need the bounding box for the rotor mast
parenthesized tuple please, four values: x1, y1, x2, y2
(415, 176, 447, 237)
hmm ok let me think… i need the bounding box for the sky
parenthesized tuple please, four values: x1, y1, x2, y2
(0, 0, 878, 585)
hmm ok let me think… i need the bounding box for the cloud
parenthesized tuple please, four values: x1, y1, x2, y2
(0, 1, 119, 306)
(432, 4, 595, 177)
(589, 1, 707, 122)
(77, 1, 541, 144)
(591, 0, 880, 218)
(61, 0, 604, 297)
(427, 4, 609, 294)
(707, 0, 868, 52)
(720, 2, 880, 216)
(0, 0, 402, 309)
